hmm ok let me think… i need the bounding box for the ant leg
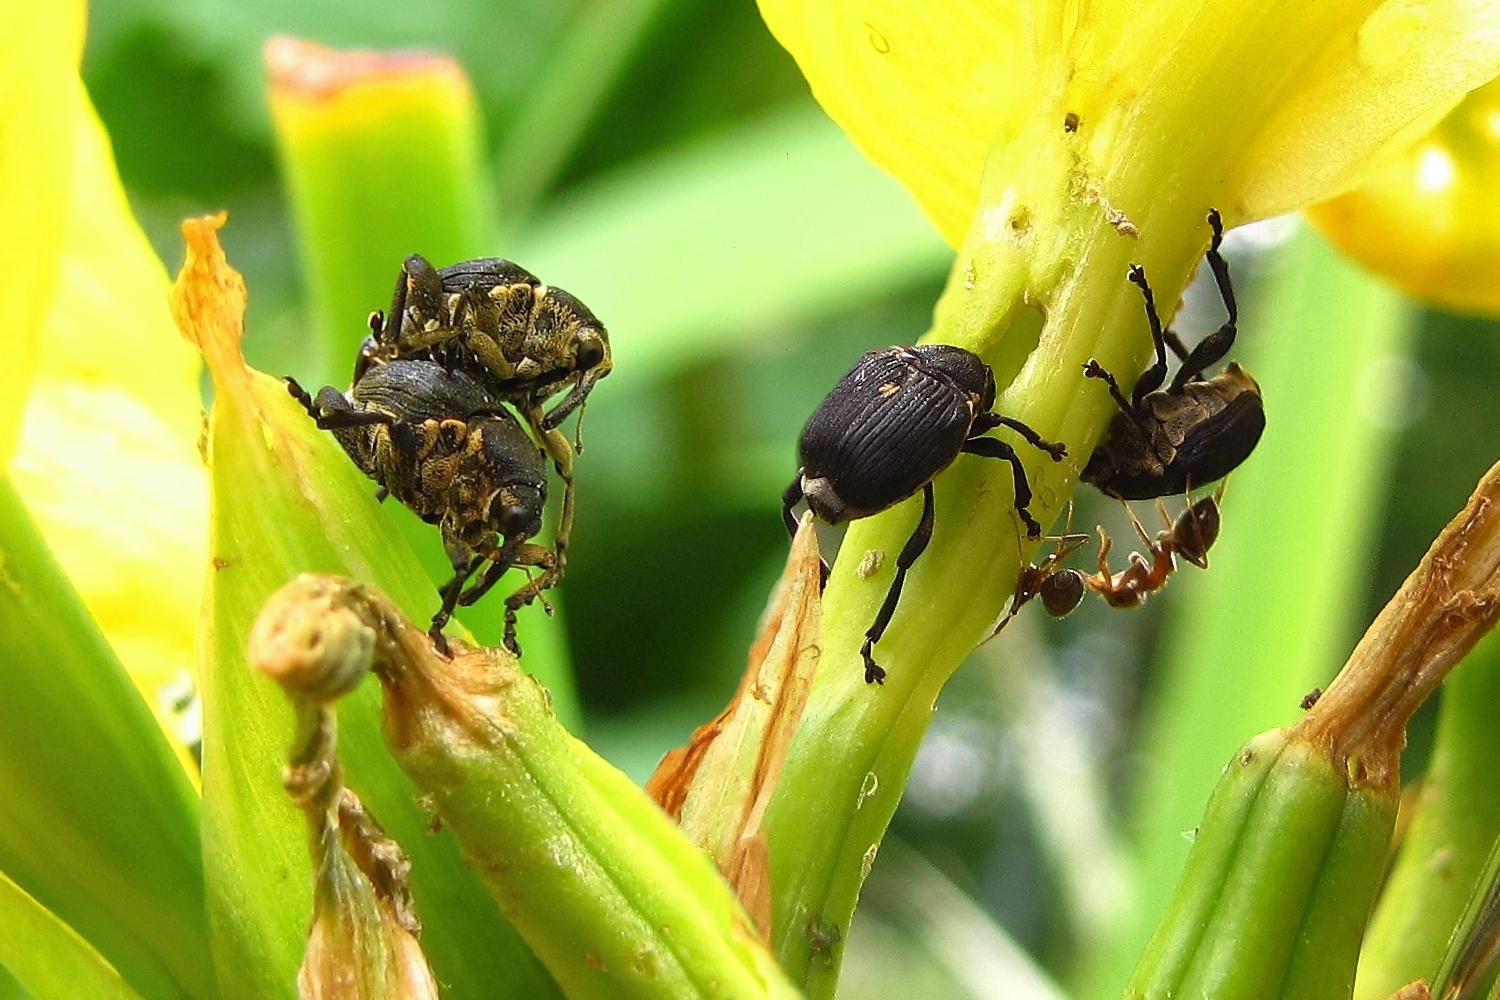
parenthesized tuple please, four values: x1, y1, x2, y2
(1171, 210, 1240, 390)
(986, 415, 1067, 460)
(859, 481, 935, 685)
(963, 437, 1043, 538)
(1127, 264, 1170, 405)
(1123, 501, 1154, 549)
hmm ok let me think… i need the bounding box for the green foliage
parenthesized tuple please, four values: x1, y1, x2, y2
(3, 1, 1498, 997)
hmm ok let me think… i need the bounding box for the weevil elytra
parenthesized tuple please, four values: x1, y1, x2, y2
(783, 344, 1066, 684)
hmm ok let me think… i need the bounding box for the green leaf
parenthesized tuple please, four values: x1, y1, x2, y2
(0, 868, 146, 1000)
(0, 475, 213, 1000)
(508, 105, 950, 390)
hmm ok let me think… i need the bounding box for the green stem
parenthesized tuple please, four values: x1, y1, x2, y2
(762, 101, 1257, 993)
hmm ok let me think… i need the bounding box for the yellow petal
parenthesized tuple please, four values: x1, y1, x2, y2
(1307, 77, 1500, 316)
(757, 1, 1035, 247)
(759, 0, 1500, 245)
(0, 1, 85, 460)
(10, 81, 207, 755)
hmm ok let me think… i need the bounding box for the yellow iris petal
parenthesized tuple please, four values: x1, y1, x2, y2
(0, 1, 85, 460)
(9, 78, 207, 754)
(1308, 76, 1500, 316)
(759, 0, 1500, 246)
(757, 1, 1033, 247)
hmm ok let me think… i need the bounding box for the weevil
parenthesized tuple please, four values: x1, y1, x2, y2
(286, 359, 556, 654)
(357, 253, 612, 617)
(783, 344, 1066, 684)
(1081, 210, 1265, 500)
(359, 253, 611, 434)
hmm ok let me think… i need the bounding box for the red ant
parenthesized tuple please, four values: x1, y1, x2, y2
(1082, 490, 1222, 609)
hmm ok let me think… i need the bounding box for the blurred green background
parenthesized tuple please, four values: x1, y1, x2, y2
(83, 0, 1500, 996)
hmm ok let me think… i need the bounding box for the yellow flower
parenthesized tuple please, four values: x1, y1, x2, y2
(759, 1, 1500, 251)
(3, 1, 207, 757)
(1309, 76, 1500, 315)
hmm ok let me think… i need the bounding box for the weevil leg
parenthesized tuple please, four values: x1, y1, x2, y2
(429, 549, 485, 657)
(515, 404, 575, 607)
(1127, 264, 1171, 405)
(540, 376, 598, 433)
(1083, 360, 1150, 435)
(400, 254, 444, 328)
(1171, 210, 1240, 390)
(962, 436, 1043, 537)
(498, 544, 561, 656)
(1162, 330, 1193, 363)
(782, 473, 832, 587)
(456, 537, 524, 609)
(284, 377, 319, 417)
(782, 475, 805, 539)
(284, 378, 395, 429)
(859, 481, 936, 685)
(987, 415, 1067, 460)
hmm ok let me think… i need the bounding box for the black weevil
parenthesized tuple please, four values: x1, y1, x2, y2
(1081, 210, 1265, 500)
(287, 359, 556, 655)
(784, 344, 1066, 684)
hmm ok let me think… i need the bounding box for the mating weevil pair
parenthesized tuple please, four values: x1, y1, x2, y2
(289, 254, 611, 654)
(786, 210, 1263, 683)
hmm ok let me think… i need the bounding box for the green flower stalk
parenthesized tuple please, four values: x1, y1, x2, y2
(267, 37, 494, 374)
(754, 1, 1500, 992)
(249, 574, 801, 1000)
